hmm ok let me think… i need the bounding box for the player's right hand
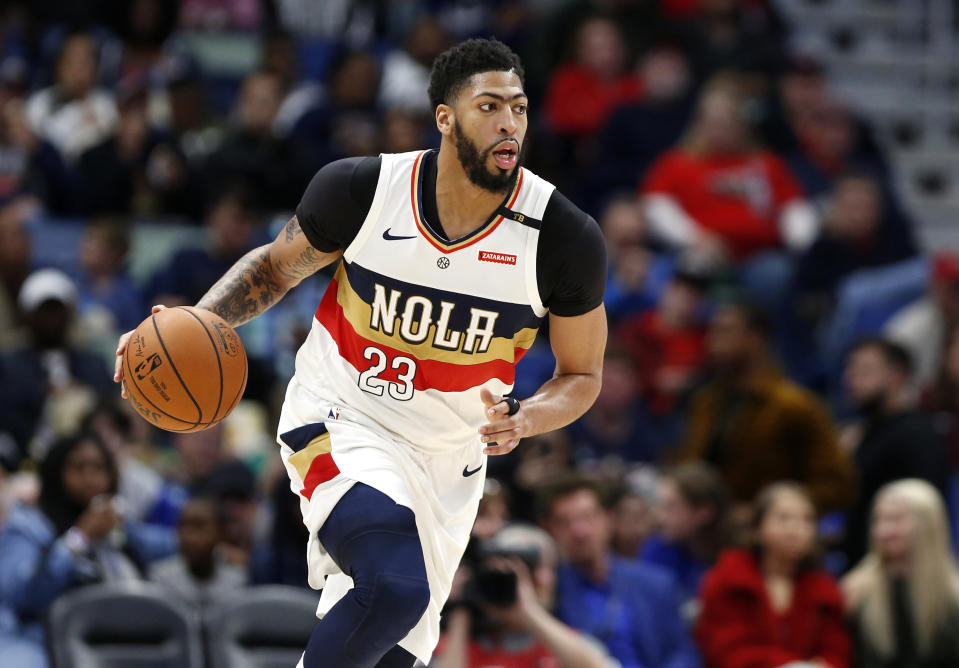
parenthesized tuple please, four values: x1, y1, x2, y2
(114, 305, 167, 398)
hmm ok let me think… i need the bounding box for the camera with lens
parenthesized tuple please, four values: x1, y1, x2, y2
(472, 542, 540, 607)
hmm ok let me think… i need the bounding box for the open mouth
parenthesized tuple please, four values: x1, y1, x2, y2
(491, 142, 518, 170)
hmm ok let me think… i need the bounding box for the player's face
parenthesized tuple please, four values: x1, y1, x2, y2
(450, 71, 528, 194)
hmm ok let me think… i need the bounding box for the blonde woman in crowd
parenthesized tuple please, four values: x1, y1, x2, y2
(842, 479, 959, 668)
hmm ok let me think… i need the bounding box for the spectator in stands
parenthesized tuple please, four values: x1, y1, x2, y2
(677, 0, 786, 81)
(203, 69, 313, 211)
(75, 219, 144, 333)
(797, 174, 919, 360)
(0, 87, 76, 212)
(697, 483, 851, 668)
(841, 338, 949, 567)
(433, 523, 611, 668)
(786, 97, 892, 200)
(886, 251, 959, 388)
(616, 268, 708, 415)
(641, 74, 816, 269)
(541, 475, 702, 668)
(150, 57, 213, 219)
(0, 470, 47, 668)
(0, 433, 175, 660)
(472, 478, 511, 542)
(600, 195, 669, 324)
(678, 301, 854, 514)
(291, 48, 382, 166)
(544, 15, 644, 139)
(77, 75, 162, 216)
(797, 174, 915, 319)
(507, 429, 575, 523)
(149, 495, 247, 610)
(146, 186, 258, 306)
(0, 201, 32, 350)
(923, 324, 959, 469)
(642, 462, 730, 611)
(589, 46, 695, 209)
(25, 32, 117, 164)
(81, 399, 182, 527)
(567, 347, 665, 463)
(170, 424, 258, 568)
(250, 475, 310, 588)
(0, 269, 112, 466)
(843, 479, 959, 668)
(379, 17, 452, 115)
(610, 484, 655, 560)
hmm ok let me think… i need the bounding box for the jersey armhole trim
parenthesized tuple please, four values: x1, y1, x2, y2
(343, 154, 392, 263)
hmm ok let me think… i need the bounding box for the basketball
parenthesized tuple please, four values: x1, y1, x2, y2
(123, 306, 248, 433)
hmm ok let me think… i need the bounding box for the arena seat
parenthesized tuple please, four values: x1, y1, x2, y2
(206, 585, 322, 668)
(48, 582, 203, 668)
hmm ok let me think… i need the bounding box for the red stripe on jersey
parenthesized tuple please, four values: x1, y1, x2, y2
(301, 453, 340, 500)
(315, 279, 525, 392)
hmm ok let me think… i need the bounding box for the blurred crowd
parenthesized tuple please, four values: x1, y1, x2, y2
(1, 0, 959, 667)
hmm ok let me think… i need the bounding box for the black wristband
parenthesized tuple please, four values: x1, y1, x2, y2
(504, 396, 520, 416)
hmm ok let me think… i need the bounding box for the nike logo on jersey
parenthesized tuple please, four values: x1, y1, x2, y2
(383, 228, 416, 241)
(463, 464, 483, 477)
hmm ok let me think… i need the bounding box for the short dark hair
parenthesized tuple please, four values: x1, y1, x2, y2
(535, 473, 609, 522)
(721, 299, 772, 341)
(427, 38, 524, 111)
(848, 336, 913, 377)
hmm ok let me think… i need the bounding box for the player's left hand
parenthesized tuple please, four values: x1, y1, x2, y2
(479, 389, 530, 455)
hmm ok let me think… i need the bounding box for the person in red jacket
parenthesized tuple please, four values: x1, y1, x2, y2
(696, 482, 851, 668)
(641, 74, 816, 265)
(544, 16, 644, 138)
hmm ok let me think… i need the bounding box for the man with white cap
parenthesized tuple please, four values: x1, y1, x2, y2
(0, 268, 110, 467)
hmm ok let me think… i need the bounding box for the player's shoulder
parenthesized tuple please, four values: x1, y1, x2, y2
(539, 184, 599, 244)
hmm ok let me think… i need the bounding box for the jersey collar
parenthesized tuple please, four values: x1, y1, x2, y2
(410, 149, 524, 254)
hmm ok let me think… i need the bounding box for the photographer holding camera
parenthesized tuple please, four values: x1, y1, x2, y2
(431, 523, 612, 668)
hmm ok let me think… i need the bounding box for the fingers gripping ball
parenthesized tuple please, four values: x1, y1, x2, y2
(123, 306, 247, 432)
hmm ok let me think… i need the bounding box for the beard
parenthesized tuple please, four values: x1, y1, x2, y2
(452, 122, 520, 194)
(853, 389, 887, 417)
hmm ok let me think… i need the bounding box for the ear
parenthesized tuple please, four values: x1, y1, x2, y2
(436, 103, 454, 136)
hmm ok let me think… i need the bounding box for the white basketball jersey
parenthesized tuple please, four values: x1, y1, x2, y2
(287, 150, 555, 496)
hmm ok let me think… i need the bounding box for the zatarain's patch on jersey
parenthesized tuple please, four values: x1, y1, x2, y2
(477, 250, 517, 265)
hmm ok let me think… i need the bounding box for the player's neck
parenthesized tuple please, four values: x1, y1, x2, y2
(434, 144, 510, 240)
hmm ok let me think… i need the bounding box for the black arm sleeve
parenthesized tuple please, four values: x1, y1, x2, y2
(294, 156, 381, 252)
(536, 190, 608, 317)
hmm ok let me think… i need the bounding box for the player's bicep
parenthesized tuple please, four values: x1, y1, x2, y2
(548, 305, 607, 377)
(269, 216, 342, 286)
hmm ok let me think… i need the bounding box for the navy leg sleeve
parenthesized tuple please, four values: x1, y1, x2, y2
(302, 483, 430, 668)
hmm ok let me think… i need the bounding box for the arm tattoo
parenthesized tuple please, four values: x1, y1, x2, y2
(284, 216, 303, 242)
(196, 246, 286, 327)
(274, 244, 322, 282)
(275, 217, 325, 281)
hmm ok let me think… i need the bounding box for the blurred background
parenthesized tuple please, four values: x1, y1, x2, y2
(2, 0, 959, 667)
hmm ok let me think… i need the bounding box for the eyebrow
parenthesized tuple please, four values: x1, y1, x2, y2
(472, 92, 528, 101)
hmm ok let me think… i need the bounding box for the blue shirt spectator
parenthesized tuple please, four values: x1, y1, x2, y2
(542, 476, 701, 668)
(0, 434, 176, 656)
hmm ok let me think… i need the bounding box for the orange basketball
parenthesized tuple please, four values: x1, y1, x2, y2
(123, 306, 247, 433)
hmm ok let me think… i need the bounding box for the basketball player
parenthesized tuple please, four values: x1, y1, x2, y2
(115, 39, 607, 668)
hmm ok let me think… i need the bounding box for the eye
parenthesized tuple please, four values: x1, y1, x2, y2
(479, 102, 496, 112)
(515, 104, 528, 115)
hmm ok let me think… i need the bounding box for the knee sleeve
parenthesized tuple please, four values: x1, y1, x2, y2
(349, 571, 430, 642)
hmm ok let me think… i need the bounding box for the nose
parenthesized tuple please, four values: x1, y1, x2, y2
(498, 107, 518, 136)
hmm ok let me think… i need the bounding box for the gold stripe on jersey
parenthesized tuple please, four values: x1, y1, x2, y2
(288, 432, 332, 482)
(333, 263, 537, 364)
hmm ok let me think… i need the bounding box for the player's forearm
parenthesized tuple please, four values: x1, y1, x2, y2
(195, 245, 291, 327)
(525, 605, 609, 668)
(521, 372, 602, 436)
